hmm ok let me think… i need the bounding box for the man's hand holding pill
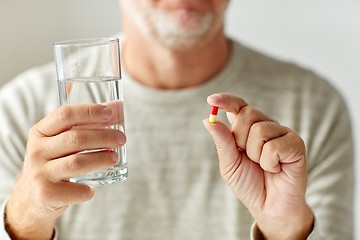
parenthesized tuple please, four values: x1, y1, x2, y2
(203, 93, 314, 240)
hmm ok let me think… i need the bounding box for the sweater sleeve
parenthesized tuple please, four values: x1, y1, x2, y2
(250, 218, 322, 240)
(0, 77, 32, 229)
(0, 64, 58, 239)
(0, 200, 59, 240)
(249, 72, 354, 239)
(0, 77, 35, 239)
(304, 85, 354, 239)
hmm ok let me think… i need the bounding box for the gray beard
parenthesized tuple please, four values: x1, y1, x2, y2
(122, 0, 216, 50)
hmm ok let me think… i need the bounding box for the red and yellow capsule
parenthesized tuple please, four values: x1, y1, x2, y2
(208, 106, 219, 123)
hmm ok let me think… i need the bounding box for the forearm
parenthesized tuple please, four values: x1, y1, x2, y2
(5, 197, 56, 240)
(252, 203, 314, 240)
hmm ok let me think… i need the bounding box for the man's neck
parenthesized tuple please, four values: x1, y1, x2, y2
(122, 24, 231, 90)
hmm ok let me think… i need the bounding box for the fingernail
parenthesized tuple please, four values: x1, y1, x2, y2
(102, 107, 112, 119)
(111, 152, 119, 163)
(116, 132, 126, 145)
(208, 94, 222, 102)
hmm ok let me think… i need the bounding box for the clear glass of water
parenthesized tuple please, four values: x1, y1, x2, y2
(53, 38, 127, 186)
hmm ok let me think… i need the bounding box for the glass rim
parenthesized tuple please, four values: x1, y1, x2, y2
(53, 37, 119, 47)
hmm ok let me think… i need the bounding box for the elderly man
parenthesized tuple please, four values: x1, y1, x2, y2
(0, 0, 353, 239)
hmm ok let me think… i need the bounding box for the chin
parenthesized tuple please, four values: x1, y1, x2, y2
(122, 0, 219, 50)
(152, 11, 216, 50)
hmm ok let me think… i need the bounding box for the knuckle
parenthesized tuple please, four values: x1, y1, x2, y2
(28, 126, 38, 137)
(263, 140, 277, 154)
(67, 154, 84, 173)
(86, 105, 95, 118)
(259, 159, 274, 171)
(294, 133, 305, 147)
(67, 130, 83, 146)
(240, 106, 259, 124)
(103, 130, 113, 144)
(86, 104, 102, 119)
(28, 125, 46, 139)
(56, 106, 72, 122)
(289, 132, 306, 151)
(250, 122, 267, 138)
(260, 142, 279, 166)
(25, 146, 44, 164)
(25, 133, 47, 160)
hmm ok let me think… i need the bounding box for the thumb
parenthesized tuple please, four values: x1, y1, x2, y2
(203, 119, 240, 169)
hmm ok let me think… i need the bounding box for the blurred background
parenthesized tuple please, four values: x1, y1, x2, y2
(0, 0, 359, 238)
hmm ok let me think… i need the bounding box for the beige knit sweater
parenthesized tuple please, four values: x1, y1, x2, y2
(0, 39, 354, 239)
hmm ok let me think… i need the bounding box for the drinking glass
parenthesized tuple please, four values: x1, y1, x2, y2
(53, 38, 127, 186)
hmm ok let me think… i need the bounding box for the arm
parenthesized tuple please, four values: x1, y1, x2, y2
(247, 90, 354, 239)
(204, 93, 314, 240)
(305, 90, 354, 239)
(4, 104, 126, 240)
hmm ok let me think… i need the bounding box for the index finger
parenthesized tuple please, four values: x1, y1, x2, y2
(207, 93, 248, 114)
(70, 100, 124, 130)
(35, 104, 113, 136)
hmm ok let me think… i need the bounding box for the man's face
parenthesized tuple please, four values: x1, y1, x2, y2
(121, 0, 229, 50)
